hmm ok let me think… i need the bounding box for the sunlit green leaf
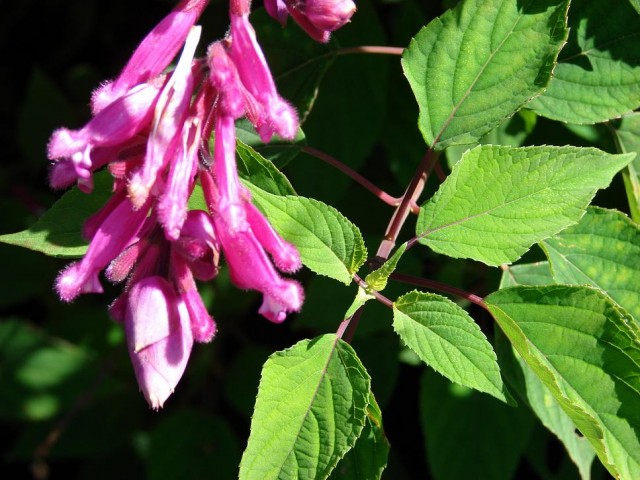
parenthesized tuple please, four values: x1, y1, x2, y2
(402, 0, 568, 149)
(486, 286, 640, 480)
(541, 207, 640, 321)
(330, 394, 389, 480)
(249, 186, 367, 284)
(416, 145, 635, 266)
(393, 291, 508, 403)
(0, 172, 112, 258)
(239, 335, 370, 480)
(529, 0, 640, 124)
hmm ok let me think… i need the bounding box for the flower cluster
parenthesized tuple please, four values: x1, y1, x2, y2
(47, 0, 355, 409)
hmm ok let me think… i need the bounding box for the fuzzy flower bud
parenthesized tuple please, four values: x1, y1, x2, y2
(125, 276, 194, 409)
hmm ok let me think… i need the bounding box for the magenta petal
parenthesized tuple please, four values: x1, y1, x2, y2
(264, 0, 289, 25)
(229, 14, 299, 140)
(157, 117, 200, 240)
(55, 196, 151, 302)
(244, 200, 301, 273)
(125, 276, 194, 409)
(128, 27, 200, 209)
(101, 0, 209, 109)
(182, 288, 217, 343)
(259, 279, 304, 323)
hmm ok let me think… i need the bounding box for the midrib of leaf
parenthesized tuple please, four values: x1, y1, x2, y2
(560, 31, 640, 62)
(432, 2, 525, 146)
(278, 335, 342, 477)
(419, 185, 556, 240)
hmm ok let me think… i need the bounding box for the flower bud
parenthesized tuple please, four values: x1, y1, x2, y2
(125, 276, 193, 409)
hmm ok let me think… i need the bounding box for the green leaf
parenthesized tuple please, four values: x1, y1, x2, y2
(0, 171, 112, 258)
(499, 261, 555, 289)
(416, 145, 635, 266)
(541, 207, 640, 321)
(364, 243, 407, 292)
(329, 394, 389, 480)
(402, 0, 568, 149)
(420, 368, 534, 480)
(529, 0, 640, 124)
(239, 335, 370, 480)
(511, 345, 596, 479)
(630, 0, 640, 15)
(393, 291, 508, 403)
(496, 274, 596, 479)
(236, 140, 296, 196)
(249, 186, 367, 284)
(486, 286, 640, 480)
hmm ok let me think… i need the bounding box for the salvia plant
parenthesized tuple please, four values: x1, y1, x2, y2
(2, 0, 640, 478)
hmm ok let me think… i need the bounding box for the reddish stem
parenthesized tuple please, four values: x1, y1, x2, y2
(303, 146, 406, 208)
(337, 46, 404, 56)
(389, 272, 489, 311)
(376, 149, 438, 260)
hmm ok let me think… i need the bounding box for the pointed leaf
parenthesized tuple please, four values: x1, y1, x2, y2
(529, 0, 640, 124)
(610, 112, 640, 222)
(393, 291, 508, 402)
(365, 243, 407, 292)
(236, 140, 296, 196)
(0, 172, 112, 258)
(496, 274, 596, 479)
(402, 0, 568, 149)
(416, 145, 635, 266)
(541, 207, 640, 321)
(239, 334, 370, 480)
(249, 186, 367, 284)
(486, 286, 640, 480)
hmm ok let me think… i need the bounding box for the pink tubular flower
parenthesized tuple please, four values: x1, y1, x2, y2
(49, 0, 306, 408)
(48, 82, 162, 192)
(92, 0, 210, 113)
(200, 114, 303, 323)
(228, 13, 299, 141)
(128, 26, 202, 210)
(125, 276, 194, 410)
(56, 192, 152, 302)
(264, 0, 356, 43)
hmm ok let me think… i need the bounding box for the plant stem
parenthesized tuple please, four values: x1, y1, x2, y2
(389, 272, 489, 311)
(303, 146, 404, 208)
(337, 46, 404, 56)
(376, 149, 438, 260)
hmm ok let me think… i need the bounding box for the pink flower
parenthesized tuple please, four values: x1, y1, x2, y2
(56, 191, 152, 302)
(228, 13, 299, 141)
(92, 0, 210, 113)
(125, 276, 194, 410)
(200, 115, 303, 323)
(48, 82, 162, 192)
(128, 26, 202, 211)
(264, 0, 356, 43)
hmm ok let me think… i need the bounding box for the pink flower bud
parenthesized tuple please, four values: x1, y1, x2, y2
(125, 276, 194, 410)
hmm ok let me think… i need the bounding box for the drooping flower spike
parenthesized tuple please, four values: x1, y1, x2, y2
(48, 0, 356, 408)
